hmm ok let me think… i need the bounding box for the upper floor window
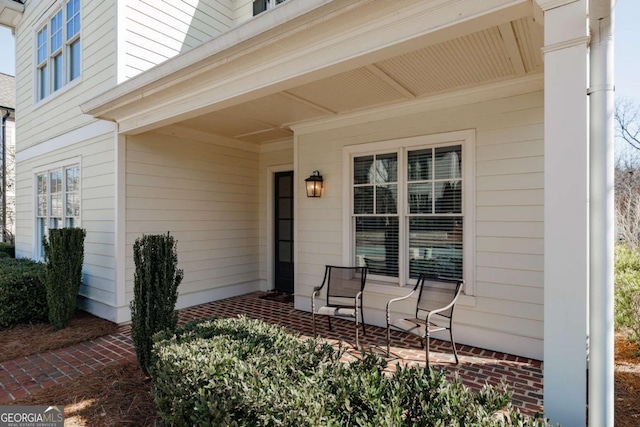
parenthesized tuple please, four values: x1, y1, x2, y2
(36, 0, 81, 101)
(253, 0, 287, 16)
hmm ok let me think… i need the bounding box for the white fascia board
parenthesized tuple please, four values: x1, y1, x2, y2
(83, 0, 533, 135)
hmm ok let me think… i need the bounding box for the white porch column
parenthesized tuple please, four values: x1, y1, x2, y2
(540, 0, 589, 425)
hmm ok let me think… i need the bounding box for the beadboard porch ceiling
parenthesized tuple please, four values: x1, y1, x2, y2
(83, 0, 543, 144)
(176, 16, 543, 145)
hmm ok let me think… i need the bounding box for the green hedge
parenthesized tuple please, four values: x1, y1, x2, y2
(0, 243, 15, 258)
(615, 244, 640, 343)
(0, 258, 47, 328)
(43, 228, 86, 330)
(152, 317, 553, 427)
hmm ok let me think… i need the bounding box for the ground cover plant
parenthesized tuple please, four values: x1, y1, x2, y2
(151, 316, 552, 427)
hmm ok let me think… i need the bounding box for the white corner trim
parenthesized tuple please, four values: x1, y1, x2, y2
(292, 75, 544, 135)
(16, 120, 116, 162)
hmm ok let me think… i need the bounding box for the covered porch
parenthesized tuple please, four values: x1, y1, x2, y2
(81, 0, 591, 424)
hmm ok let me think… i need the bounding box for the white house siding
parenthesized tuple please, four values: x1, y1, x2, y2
(295, 90, 544, 359)
(124, 131, 260, 315)
(14, 0, 117, 151)
(14, 131, 116, 308)
(5, 117, 15, 237)
(120, 0, 234, 80)
(233, 0, 253, 24)
(258, 141, 293, 290)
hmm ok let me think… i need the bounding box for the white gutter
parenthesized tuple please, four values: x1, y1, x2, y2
(588, 0, 616, 425)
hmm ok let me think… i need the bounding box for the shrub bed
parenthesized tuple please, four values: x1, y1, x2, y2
(152, 317, 553, 427)
(0, 258, 47, 328)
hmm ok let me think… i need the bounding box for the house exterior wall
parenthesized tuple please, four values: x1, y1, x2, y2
(4, 116, 15, 238)
(14, 0, 117, 151)
(123, 130, 260, 318)
(294, 90, 544, 359)
(117, 0, 234, 81)
(233, 0, 253, 24)
(15, 126, 117, 308)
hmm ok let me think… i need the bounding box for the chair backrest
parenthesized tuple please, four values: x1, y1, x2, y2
(415, 274, 463, 320)
(324, 265, 367, 303)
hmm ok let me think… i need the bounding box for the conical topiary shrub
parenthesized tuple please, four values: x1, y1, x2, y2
(130, 232, 183, 376)
(42, 227, 86, 329)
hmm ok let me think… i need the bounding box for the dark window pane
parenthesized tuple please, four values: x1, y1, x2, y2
(278, 198, 292, 219)
(279, 242, 292, 263)
(354, 187, 373, 214)
(278, 220, 292, 241)
(355, 216, 398, 277)
(435, 145, 462, 180)
(408, 182, 432, 214)
(375, 153, 397, 183)
(354, 155, 373, 184)
(375, 185, 397, 214)
(435, 181, 462, 213)
(408, 148, 432, 181)
(409, 217, 462, 280)
(278, 175, 291, 197)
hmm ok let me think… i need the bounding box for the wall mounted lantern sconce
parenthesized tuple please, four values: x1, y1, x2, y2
(305, 170, 324, 198)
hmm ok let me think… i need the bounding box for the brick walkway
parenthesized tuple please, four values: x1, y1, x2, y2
(0, 292, 543, 415)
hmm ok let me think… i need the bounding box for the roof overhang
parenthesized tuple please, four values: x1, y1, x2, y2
(0, 0, 23, 30)
(82, 0, 537, 138)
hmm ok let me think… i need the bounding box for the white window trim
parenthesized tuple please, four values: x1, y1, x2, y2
(32, 157, 82, 260)
(32, 0, 82, 104)
(342, 130, 476, 296)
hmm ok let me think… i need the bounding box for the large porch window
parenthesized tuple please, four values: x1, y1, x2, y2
(346, 131, 473, 291)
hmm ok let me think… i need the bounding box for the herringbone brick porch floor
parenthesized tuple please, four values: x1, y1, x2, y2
(0, 291, 543, 416)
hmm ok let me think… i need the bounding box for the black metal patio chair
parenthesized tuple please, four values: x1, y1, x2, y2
(311, 265, 368, 347)
(386, 274, 463, 368)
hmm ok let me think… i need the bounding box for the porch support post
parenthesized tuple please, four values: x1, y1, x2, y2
(540, 0, 589, 425)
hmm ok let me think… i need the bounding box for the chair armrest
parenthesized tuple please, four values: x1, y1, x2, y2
(386, 289, 416, 312)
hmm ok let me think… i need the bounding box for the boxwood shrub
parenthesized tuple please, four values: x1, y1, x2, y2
(152, 317, 554, 427)
(0, 258, 47, 328)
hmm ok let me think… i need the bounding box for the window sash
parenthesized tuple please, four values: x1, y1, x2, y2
(35, 1, 81, 100)
(351, 144, 464, 284)
(35, 165, 80, 258)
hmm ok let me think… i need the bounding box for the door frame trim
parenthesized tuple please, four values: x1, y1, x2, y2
(267, 164, 294, 292)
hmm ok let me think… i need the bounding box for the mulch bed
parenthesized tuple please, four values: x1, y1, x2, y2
(0, 310, 118, 362)
(615, 332, 640, 427)
(8, 361, 157, 427)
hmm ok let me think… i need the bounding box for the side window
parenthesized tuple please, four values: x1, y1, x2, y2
(35, 164, 81, 258)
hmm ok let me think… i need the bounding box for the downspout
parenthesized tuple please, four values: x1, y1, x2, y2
(0, 108, 9, 243)
(588, 0, 616, 425)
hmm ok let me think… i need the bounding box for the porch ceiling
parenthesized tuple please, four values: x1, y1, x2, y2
(175, 16, 543, 145)
(83, 0, 542, 141)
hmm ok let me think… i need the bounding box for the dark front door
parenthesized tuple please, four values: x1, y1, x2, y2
(274, 171, 294, 293)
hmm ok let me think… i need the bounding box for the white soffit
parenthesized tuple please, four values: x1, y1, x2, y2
(0, 0, 23, 29)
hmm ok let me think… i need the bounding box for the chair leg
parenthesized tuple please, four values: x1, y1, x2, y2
(425, 331, 431, 369)
(328, 316, 332, 332)
(386, 324, 391, 357)
(449, 327, 459, 365)
(360, 299, 366, 336)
